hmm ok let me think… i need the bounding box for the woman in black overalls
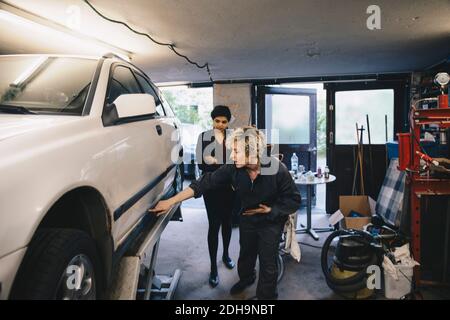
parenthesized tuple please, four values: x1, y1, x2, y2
(152, 127, 301, 299)
(196, 105, 235, 287)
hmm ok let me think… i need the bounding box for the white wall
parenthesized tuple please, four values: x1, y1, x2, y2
(213, 83, 252, 129)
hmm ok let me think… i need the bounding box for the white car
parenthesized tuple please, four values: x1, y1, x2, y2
(0, 53, 183, 299)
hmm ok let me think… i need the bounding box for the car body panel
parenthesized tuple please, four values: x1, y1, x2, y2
(0, 248, 27, 300)
(0, 54, 182, 298)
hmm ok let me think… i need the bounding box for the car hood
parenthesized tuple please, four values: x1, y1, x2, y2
(0, 114, 79, 142)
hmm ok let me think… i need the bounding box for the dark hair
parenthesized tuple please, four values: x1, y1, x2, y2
(211, 105, 231, 121)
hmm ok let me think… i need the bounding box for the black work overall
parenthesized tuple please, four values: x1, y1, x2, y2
(189, 158, 301, 299)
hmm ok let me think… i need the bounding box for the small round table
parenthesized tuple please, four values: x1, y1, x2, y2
(294, 174, 336, 241)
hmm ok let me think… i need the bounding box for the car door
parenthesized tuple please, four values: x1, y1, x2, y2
(154, 84, 181, 194)
(102, 64, 167, 245)
(132, 69, 181, 194)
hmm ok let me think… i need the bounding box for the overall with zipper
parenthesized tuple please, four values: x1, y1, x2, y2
(189, 157, 301, 299)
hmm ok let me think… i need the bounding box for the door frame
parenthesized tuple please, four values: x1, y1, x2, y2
(325, 79, 409, 213)
(256, 86, 318, 170)
(256, 86, 318, 207)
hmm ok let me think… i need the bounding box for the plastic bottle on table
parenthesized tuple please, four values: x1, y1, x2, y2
(324, 165, 330, 179)
(291, 153, 298, 174)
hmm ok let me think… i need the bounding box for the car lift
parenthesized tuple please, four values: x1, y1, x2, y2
(108, 204, 182, 300)
(398, 76, 450, 287)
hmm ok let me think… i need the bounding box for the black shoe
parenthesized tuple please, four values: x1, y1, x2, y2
(222, 256, 235, 269)
(209, 273, 219, 288)
(229, 277, 256, 295)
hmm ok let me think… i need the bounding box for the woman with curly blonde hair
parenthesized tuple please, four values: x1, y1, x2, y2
(150, 126, 300, 300)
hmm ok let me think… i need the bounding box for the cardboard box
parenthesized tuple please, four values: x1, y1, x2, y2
(329, 195, 376, 230)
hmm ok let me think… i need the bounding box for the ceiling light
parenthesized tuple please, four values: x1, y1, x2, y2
(12, 56, 48, 86)
(0, 6, 131, 61)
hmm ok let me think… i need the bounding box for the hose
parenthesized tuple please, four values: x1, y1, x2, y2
(321, 230, 378, 287)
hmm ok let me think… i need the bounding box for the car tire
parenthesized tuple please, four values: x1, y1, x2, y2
(10, 228, 101, 300)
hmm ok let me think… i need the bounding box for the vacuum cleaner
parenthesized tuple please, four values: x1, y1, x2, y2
(321, 220, 406, 298)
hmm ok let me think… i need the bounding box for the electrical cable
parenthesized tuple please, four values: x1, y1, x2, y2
(83, 0, 213, 82)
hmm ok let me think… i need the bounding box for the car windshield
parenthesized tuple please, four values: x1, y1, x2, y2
(0, 56, 98, 115)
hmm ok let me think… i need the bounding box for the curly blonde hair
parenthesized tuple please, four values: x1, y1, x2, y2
(226, 126, 266, 161)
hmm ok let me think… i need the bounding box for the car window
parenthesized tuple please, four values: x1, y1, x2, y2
(106, 66, 141, 105)
(134, 72, 165, 117)
(160, 92, 176, 117)
(0, 56, 97, 115)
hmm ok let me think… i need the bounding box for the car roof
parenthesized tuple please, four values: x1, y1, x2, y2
(0, 53, 103, 60)
(0, 53, 155, 83)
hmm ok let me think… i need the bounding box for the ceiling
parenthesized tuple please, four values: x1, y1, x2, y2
(0, 0, 449, 83)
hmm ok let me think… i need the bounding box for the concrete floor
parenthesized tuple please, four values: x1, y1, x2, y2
(154, 183, 450, 300)
(155, 189, 341, 300)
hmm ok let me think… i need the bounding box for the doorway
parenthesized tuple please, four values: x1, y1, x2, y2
(325, 80, 408, 214)
(256, 85, 319, 208)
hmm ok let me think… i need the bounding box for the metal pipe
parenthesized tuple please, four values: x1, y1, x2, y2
(358, 125, 365, 195)
(352, 123, 359, 195)
(385, 115, 388, 168)
(366, 114, 374, 196)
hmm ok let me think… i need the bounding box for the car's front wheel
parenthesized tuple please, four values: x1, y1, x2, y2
(10, 229, 101, 300)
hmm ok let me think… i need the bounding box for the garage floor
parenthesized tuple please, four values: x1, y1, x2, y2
(155, 182, 450, 300)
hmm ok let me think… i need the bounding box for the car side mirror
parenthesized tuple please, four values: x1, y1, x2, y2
(112, 93, 156, 119)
